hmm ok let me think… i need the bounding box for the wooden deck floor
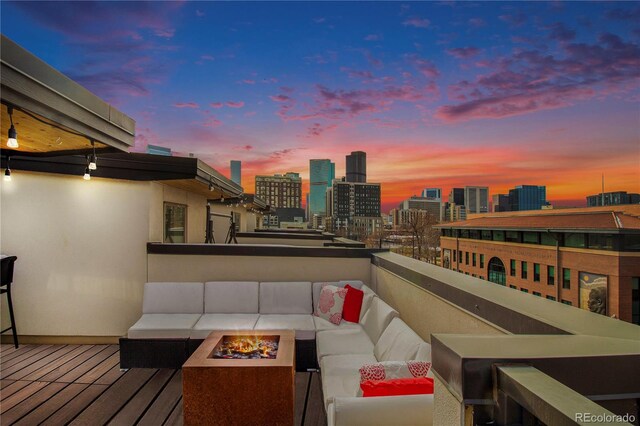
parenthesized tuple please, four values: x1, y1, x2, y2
(0, 344, 326, 425)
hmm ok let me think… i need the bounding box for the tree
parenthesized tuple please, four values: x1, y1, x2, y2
(400, 209, 439, 262)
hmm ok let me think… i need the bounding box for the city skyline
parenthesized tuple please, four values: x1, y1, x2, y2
(2, 1, 638, 212)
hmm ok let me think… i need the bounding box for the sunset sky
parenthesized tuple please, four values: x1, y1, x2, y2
(3, 1, 639, 212)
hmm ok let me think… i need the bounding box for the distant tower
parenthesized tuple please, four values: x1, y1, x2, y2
(230, 160, 241, 186)
(346, 151, 366, 183)
(309, 159, 336, 219)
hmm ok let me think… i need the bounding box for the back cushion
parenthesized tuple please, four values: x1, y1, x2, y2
(260, 282, 312, 314)
(374, 318, 424, 362)
(359, 285, 376, 322)
(361, 297, 399, 344)
(312, 281, 363, 308)
(142, 282, 203, 314)
(204, 281, 259, 313)
(414, 343, 433, 363)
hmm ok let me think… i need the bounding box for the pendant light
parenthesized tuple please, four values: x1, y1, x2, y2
(7, 106, 18, 149)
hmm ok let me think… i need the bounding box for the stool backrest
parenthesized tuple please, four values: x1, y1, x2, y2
(1, 256, 17, 286)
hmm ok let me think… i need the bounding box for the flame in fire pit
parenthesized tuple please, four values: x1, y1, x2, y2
(212, 335, 279, 359)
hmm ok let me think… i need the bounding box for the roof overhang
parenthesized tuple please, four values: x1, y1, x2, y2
(1, 35, 135, 156)
(1, 152, 243, 200)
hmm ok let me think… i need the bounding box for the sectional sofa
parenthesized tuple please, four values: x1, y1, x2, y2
(120, 280, 434, 425)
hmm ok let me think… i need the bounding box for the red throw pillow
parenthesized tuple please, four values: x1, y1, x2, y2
(361, 377, 434, 397)
(342, 284, 364, 323)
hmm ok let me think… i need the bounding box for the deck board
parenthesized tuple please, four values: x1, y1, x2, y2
(0, 344, 327, 426)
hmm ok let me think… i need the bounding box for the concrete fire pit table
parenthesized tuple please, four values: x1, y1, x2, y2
(182, 330, 295, 426)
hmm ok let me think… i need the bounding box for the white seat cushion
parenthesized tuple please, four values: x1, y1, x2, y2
(127, 314, 201, 339)
(254, 314, 316, 340)
(190, 314, 260, 339)
(360, 297, 399, 344)
(316, 328, 374, 361)
(320, 354, 378, 409)
(374, 318, 424, 362)
(204, 281, 259, 313)
(259, 282, 312, 314)
(142, 282, 204, 314)
(313, 316, 362, 333)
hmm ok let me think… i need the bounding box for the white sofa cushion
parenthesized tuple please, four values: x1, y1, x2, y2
(360, 297, 399, 344)
(190, 314, 260, 339)
(329, 395, 434, 426)
(314, 316, 362, 333)
(358, 285, 376, 322)
(259, 282, 312, 314)
(204, 281, 259, 313)
(415, 342, 432, 363)
(127, 314, 201, 339)
(142, 282, 204, 314)
(320, 354, 378, 409)
(374, 318, 424, 362)
(254, 314, 315, 340)
(316, 328, 374, 361)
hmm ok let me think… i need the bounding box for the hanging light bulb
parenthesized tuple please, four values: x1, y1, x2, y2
(88, 140, 97, 170)
(4, 168, 11, 182)
(83, 166, 91, 180)
(7, 106, 18, 149)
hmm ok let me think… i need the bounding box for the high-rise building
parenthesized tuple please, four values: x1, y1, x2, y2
(442, 202, 467, 222)
(346, 151, 366, 183)
(421, 188, 442, 200)
(464, 186, 489, 214)
(509, 185, 547, 211)
(309, 159, 335, 221)
(398, 196, 442, 221)
(255, 173, 302, 209)
(493, 194, 510, 212)
(586, 191, 640, 207)
(230, 160, 241, 186)
(448, 188, 465, 206)
(328, 179, 381, 237)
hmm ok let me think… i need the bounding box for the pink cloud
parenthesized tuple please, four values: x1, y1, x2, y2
(269, 94, 292, 102)
(226, 101, 245, 108)
(210, 102, 223, 108)
(405, 54, 440, 78)
(241, 79, 256, 85)
(203, 117, 222, 128)
(173, 102, 199, 108)
(403, 17, 430, 28)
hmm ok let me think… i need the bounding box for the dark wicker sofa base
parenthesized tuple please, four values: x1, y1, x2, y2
(119, 337, 318, 371)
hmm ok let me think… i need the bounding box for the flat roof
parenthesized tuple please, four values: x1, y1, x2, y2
(436, 208, 640, 233)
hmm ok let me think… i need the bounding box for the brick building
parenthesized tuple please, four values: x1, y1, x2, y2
(436, 206, 640, 324)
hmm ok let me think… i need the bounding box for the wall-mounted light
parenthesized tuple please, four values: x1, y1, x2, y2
(4, 157, 11, 182)
(88, 140, 97, 170)
(7, 106, 18, 149)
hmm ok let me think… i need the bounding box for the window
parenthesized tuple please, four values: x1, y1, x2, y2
(547, 266, 555, 285)
(541, 233, 557, 246)
(453, 250, 457, 263)
(480, 254, 485, 268)
(565, 233, 586, 248)
(505, 231, 520, 243)
(623, 235, 640, 251)
(510, 259, 516, 277)
(460, 229, 470, 239)
(164, 203, 187, 243)
(521, 288, 529, 293)
(465, 252, 469, 265)
(563, 268, 571, 289)
(533, 291, 541, 297)
(481, 230, 492, 240)
(521, 261, 528, 279)
(488, 257, 506, 286)
(469, 230, 480, 240)
(588, 234, 613, 250)
(523, 232, 539, 245)
(492, 230, 505, 242)
(546, 295, 556, 301)
(458, 250, 463, 263)
(533, 263, 540, 282)
(472, 274, 476, 277)
(510, 285, 517, 289)
(561, 299, 572, 306)
(632, 277, 639, 325)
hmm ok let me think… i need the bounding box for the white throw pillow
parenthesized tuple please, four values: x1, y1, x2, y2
(314, 285, 347, 325)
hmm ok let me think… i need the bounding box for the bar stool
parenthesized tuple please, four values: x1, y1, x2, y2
(1, 256, 18, 348)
